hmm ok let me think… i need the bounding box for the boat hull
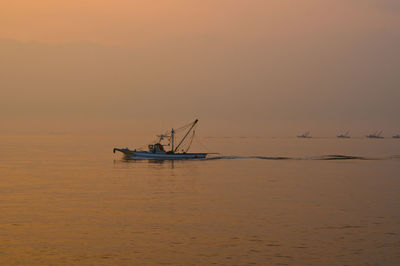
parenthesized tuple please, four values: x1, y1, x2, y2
(113, 148, 207, 160)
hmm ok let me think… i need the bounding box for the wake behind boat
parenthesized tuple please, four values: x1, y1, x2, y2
(113, 119, 207, 160)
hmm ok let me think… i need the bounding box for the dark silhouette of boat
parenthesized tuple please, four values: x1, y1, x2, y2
(366, 131, 384, 139)
(337, 131, 350, 138)
(297, 131, 312, 138)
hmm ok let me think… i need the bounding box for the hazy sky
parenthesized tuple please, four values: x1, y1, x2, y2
(1, 0, 399, 135)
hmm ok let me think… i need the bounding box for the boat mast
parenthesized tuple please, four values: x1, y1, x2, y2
(171, 128, 175, 152)
(174, 119, 198, 153)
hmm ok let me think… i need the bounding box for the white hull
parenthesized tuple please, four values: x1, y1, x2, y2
(114, 148, 207, 160)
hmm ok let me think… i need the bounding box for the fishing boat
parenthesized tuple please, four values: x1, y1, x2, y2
(297, 131, 312, 138)
(366, 131, 384, 139)
(337, 131, 350, 138)
(113, 119, 208, 160)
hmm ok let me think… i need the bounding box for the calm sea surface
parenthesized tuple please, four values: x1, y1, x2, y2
(0, 134, 399, 265)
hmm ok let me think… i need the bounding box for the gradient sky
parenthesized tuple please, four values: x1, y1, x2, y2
(1, 0, 399, 135)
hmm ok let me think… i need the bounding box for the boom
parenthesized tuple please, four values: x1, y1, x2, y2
(174, 119, 198, 152)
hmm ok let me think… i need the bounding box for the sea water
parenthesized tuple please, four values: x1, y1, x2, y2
(0, 134, 399, 265)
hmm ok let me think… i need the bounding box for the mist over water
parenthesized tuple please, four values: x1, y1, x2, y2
(1, 0, 400, 136)
(1, 134, 399, 264)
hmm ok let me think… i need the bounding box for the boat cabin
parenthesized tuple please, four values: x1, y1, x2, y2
(148, 143, 165, 153)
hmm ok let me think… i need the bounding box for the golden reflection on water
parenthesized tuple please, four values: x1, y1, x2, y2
(0, 135, 399, 265)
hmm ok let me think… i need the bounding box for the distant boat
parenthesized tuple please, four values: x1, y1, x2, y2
(393, 134, 400, 139)
(113, 119, 208, 160)
(366, 130, 384, 139)
(297, 131, 312, 138)
(337, 131, 350, 139)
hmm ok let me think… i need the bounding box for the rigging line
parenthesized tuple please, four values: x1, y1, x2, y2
(158, 120, 196, 139)
(174, 125, 191, 133)
(174, 120, 198, 152)
(174, 120, 197, 132)
(185, 129, 196, 153)
(194, 134, 210, 153)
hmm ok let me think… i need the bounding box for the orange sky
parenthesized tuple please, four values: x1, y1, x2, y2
(1, 1, 399, 135)
(2, 0, 398, 45)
